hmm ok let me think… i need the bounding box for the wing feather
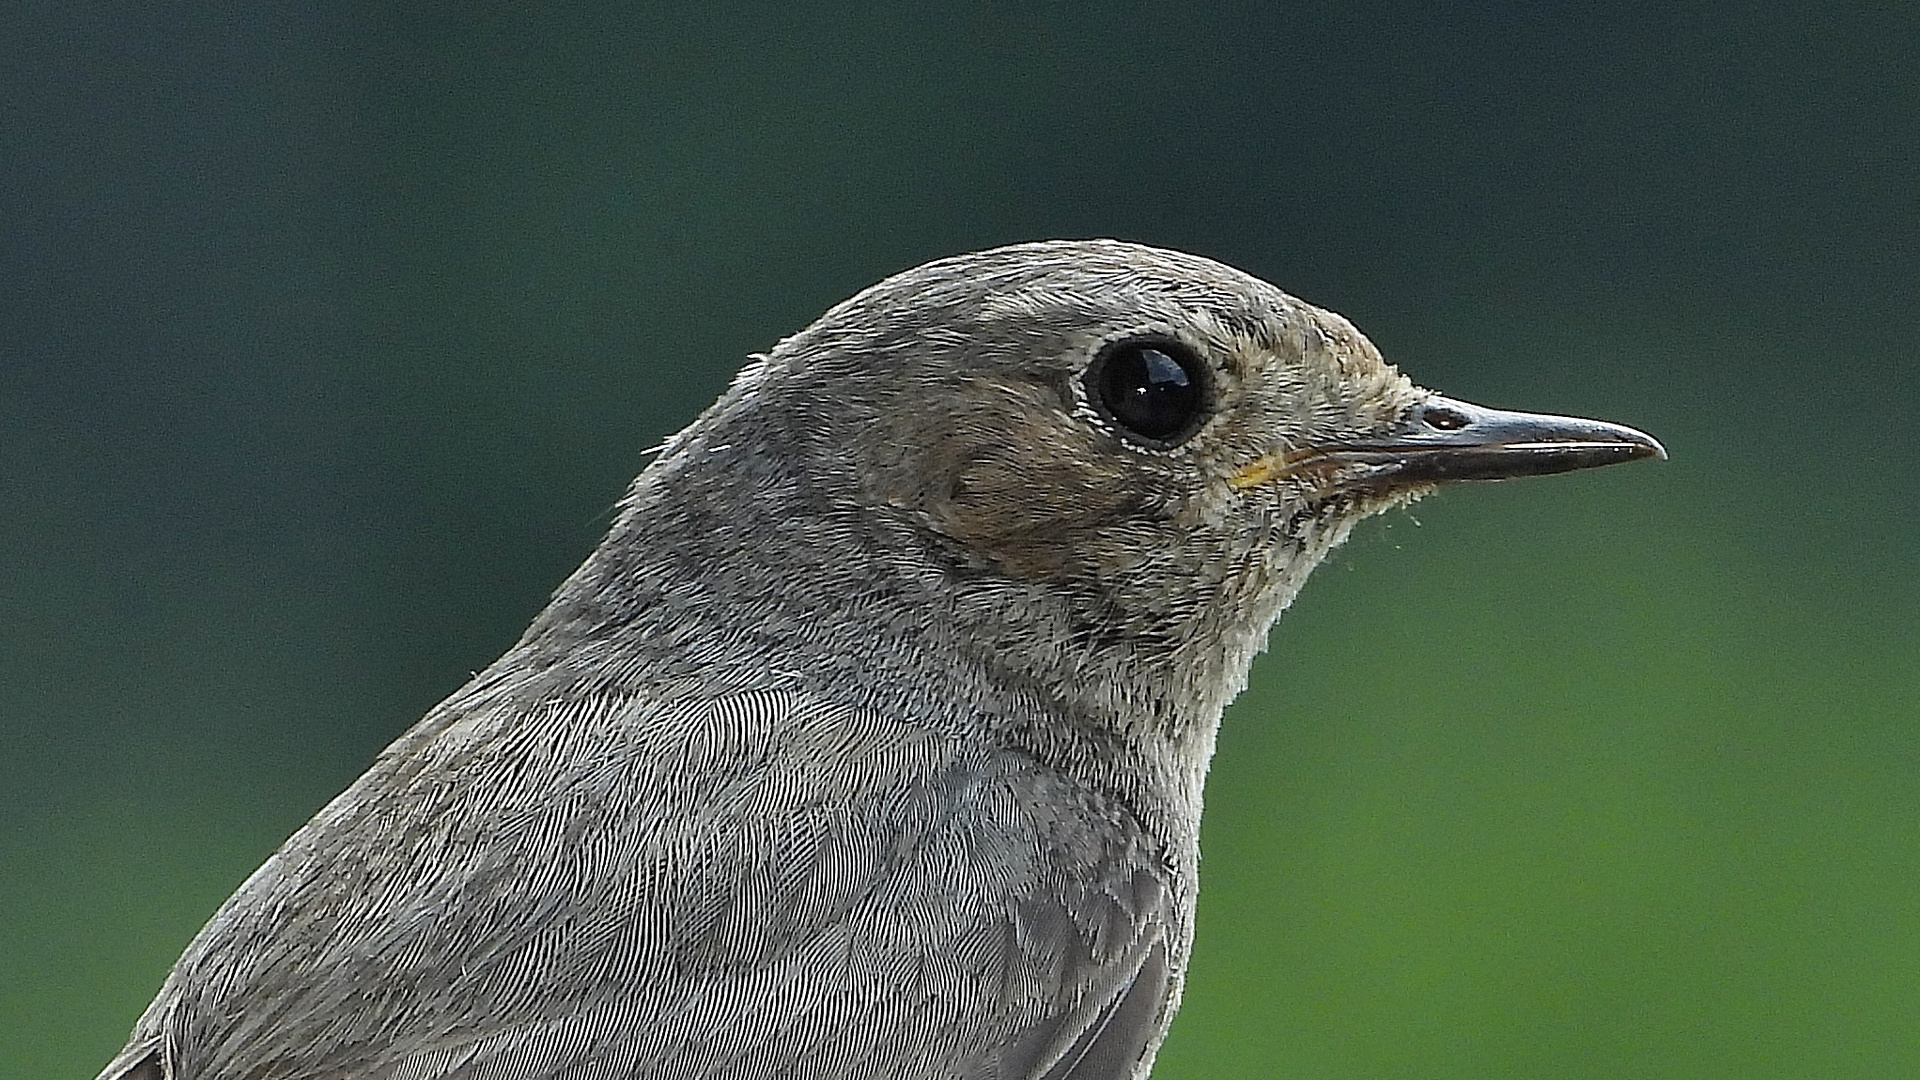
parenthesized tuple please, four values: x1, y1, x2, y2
(104, 688, 1179, 1080)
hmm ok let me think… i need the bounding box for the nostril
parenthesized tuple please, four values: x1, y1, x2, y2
(1422, 406, 1469, 431)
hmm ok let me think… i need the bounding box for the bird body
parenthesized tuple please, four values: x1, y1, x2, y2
(100, 241, 1661, 1080)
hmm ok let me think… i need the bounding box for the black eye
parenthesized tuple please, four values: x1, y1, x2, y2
(1086, 339, 1210, 447)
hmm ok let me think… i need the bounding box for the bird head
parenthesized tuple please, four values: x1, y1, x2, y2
(589, 240, 1661, 741)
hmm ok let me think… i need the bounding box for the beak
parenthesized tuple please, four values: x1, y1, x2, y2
(1230, 394, 1666, 492)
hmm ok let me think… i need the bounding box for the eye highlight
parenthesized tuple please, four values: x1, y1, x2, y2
(1085, 338, 1211, 448)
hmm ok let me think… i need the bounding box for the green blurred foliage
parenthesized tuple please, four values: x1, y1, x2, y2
(3, 2, 1915, 1078)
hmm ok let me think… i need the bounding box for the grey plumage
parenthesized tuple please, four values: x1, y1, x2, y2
(99, 240, 1662, 1080)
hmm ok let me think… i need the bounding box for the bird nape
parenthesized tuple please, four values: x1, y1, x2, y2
(99, 240, 1662, 1080)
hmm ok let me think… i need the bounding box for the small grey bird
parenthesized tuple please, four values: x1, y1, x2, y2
(99, 240, 1662, 1080)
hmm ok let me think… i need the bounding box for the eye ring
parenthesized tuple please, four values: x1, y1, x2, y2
(1083, 336, 1212, 448)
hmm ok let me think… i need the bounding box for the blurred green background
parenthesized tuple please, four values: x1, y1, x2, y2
(4, 3, 1916, 1077)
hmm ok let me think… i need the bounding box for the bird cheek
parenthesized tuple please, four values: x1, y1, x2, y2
(924, 450, 1146, 580)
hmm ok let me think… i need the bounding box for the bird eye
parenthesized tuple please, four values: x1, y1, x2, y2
(1086, 338, 1210, 447)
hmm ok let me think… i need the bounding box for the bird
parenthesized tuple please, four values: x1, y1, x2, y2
(97, 240, 1663, 1080)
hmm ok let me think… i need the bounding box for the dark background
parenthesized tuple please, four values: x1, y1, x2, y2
(5, 3, 1917, 1077)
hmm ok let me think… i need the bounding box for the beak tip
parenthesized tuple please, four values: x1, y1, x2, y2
(1619, 424, 1667, 463)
